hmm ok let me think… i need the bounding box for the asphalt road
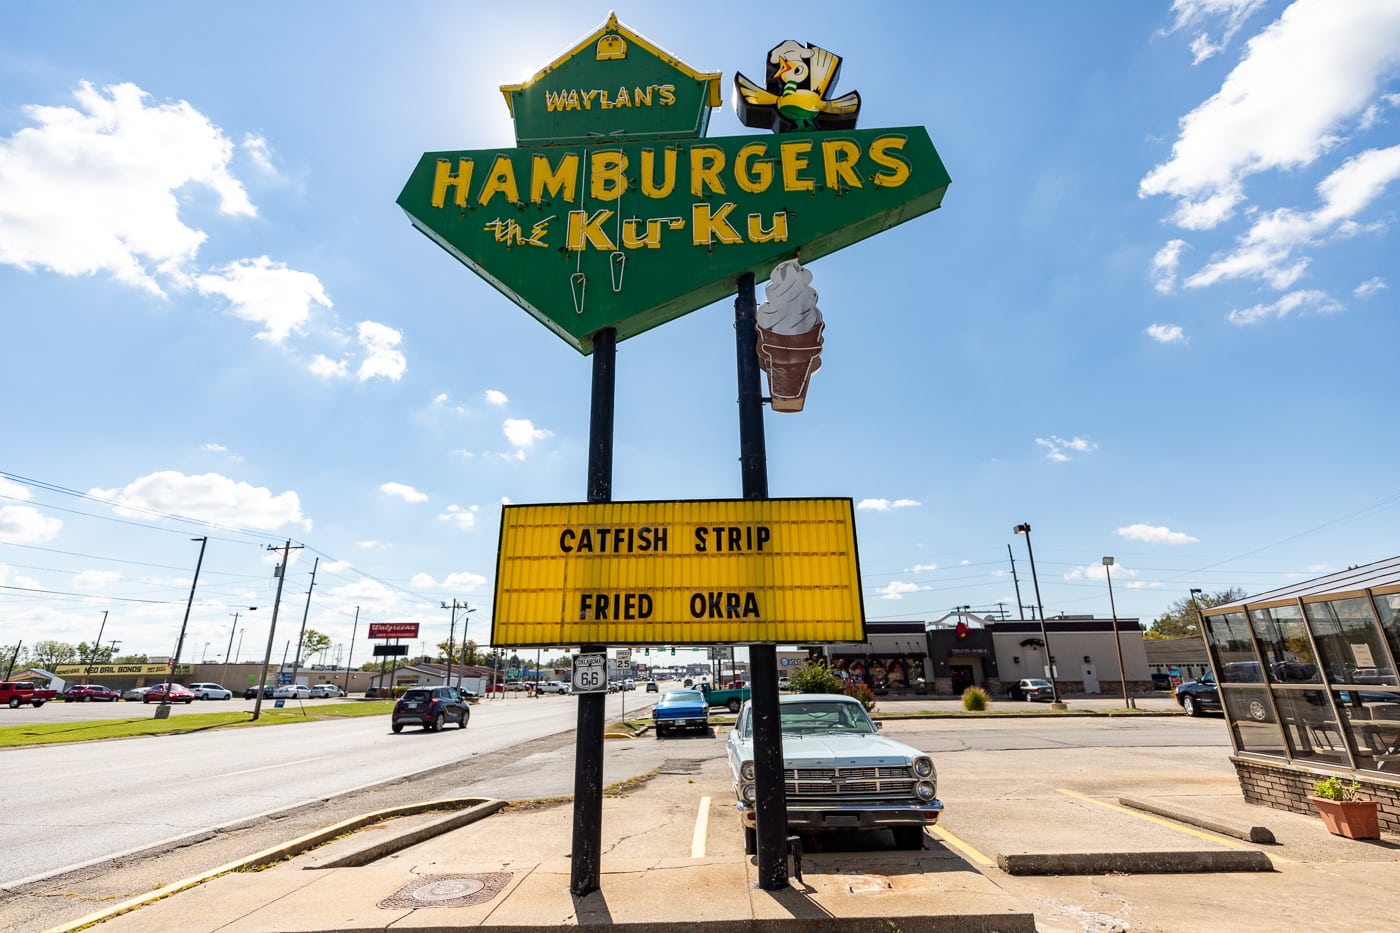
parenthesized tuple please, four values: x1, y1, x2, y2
(0, 691, 657, 889)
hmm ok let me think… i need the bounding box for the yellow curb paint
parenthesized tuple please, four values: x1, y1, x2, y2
(691, 795, 711, 858)
(931, 824, 995, 867)
(1055, 788, 1290, 863)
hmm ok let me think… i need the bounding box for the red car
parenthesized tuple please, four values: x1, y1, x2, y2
(143, 683, 194, 704)
(62, 684, 122, 702)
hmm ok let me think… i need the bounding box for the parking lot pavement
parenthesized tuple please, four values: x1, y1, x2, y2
(66, 713, 1400, 933)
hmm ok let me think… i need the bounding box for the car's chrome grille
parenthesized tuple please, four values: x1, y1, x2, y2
(785, 765, 915, 799)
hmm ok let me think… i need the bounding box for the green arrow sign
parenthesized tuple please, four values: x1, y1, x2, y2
(398, 15, 949, 354)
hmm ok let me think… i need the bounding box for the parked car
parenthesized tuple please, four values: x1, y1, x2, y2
(309, 684, 344, 698)
(244, 684, 275, 699)
(273, 683, 310, 699)
(143, 683, 194, 704)
(1151, 673, 1173, 691)
(391, 686, 470, 732)
(0, 681, 58, 708)
(536, 681, 571, 694)
(727, 693, 942, 854)
(652, 689, 710, 738)
(699, 681, 751, 712)
(1009, 678, 1055, 702)
(62, 684, 121, 702)
(777, 676, 790, 690)
(123, 686, 153, 701)
(1175, 672, 1222, 717)
(188, 682, 233, 700)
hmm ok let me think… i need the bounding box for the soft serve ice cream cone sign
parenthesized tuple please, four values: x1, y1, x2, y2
(397, 16, 949, 357)
(756, 259, 824, 412)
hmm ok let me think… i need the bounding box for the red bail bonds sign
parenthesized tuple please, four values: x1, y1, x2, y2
(368, 622, 420, 639)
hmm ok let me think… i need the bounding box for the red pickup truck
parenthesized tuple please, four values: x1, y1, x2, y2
(0, 681, 58, 708)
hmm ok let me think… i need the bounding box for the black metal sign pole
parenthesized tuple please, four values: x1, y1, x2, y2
(734, 272, 789, 889)
(570, 325, 616, 898)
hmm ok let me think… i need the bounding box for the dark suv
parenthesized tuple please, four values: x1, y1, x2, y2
(392, 687, 470, 733)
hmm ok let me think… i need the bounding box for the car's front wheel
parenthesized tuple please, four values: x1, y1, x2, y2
(459, 709, 469, 729)
(1182, 695, 1200, 717)
(892, 826, 926, 850)
(82, 695, 91, 702)
(727, 699, 742, 713)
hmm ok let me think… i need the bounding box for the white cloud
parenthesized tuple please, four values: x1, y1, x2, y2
(196, 256, 331, 343)
(380, 482, 427, 503)
(1185, 145, 1400, 290)
(1125, 580, 1166, 590)
(356, 321, 406, 381)
(0, 505, 62, 543)
(1066, 562, 1140, 583)
(308, 354, 348, 378)
(1355, 276, 1387, 297)
(411, 570, 488, 591)
(503, 418, 552, 452)
(325, 577, 401, 611)
(241, 133, 274, 172)
(201, 443, 243, 462)
(0, 478, 31, 500)
(73, 569, 120, 589)
(1151, 239, 1189, 293)
(1226, 288, 1342, 325)
(877, 580, 926, 600)
(485, 389, 509, 406)
(1145, 323, 1186, 343)
(357, 540, 380, 549)
(439, 504, 477, 531)
(1142, 1, 1400, 229)
(910, 563, 938, 573)
(1034, 436, 1097, 462)
(88, 471, 309, 531)
(856, 498, 922, 511)
(319, 560, 352, 573)
(1166, 0, 1269, 65)
(0, 81, 253, 294)
(1116, 523, 1200, 545)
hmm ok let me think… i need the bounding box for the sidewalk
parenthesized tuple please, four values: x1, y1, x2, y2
(67, 713, 1400, 933)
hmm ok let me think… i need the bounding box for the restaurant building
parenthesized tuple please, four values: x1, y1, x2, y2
(1196, 557, 1400, 832)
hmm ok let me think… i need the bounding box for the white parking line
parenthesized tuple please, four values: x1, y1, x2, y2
(692, 795, 711, 858)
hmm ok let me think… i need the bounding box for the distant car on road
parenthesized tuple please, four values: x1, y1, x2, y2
(188, 683, 232, 700)
(391, 686, 470, 733)
(652, 689, 710, 738)
(309, 684, 344, 698)
(273, 684, 310, 699)
(1009, 678, 1055, 702)
(143, 683, 194, 704)
(62, 684, 121, 702)
(645, 680, 659, 693)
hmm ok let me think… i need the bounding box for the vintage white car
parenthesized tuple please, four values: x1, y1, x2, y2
(726, 693, 942, 853)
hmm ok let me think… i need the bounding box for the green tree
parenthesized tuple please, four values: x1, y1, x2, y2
(1145, 588, 1247, 640)
(114, 653, 148, 664)
(299, 629, 332, 664)
(29, 640, 77, 668)
(435, 639, 482, 666)
(788, 659, 844, 694)
(2, 643, 28, 677)
(74, 642, 115, 665)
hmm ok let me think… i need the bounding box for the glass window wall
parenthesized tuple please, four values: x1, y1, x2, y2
(1306, 596, 1393, 686)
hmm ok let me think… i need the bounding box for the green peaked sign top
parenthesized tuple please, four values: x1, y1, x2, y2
(500, 13, 722, 147)
(399, 17, 950, 355)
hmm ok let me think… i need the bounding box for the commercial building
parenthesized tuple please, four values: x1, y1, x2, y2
(1196, 557, 1400, 832)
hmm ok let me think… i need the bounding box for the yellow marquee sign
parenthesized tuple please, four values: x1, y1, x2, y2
(491, 498, 865, 646)
(53, 663, 192, 678)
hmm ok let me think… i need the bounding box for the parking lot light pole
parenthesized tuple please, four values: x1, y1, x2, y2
(1014, 524, 1062, 708)
(1102, 557, 1132, 709)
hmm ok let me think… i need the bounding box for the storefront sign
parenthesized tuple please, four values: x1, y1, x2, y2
(368, 622, 420, 639)
(397, 15, 949, 354)
(53, 663, 191, 677)
(491, 498, 864, 646)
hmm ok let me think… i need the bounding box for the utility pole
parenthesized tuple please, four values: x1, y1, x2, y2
(157, 537, 208, 718)
(253, 541, 302, 720)
(222, 608, 256, 689)
(85, 610, 109, 683)
(287, 557, 319, 695)
(441, 599, 472, 689)
(1008, 544, 1025, 621)
(343, 606, 359, 694)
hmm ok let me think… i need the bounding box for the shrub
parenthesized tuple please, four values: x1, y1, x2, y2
(843, 681, 876, 712)
(787, 660, 844, 695)
(961, 685, 989, 711)
(1314, 776, 1362, 801)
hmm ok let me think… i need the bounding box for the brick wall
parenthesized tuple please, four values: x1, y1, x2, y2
(1232, 756, 1400, 835)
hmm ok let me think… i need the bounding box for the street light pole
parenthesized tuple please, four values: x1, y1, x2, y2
(1102, 557, 1133, 709)
(441, 599, 472, 689)
(1014, 523, 1062, 707)
(222, 608, 256, 689)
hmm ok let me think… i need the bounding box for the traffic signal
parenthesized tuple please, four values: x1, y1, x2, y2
(670, 646, 675, 655)
(645, 648, 650, 655)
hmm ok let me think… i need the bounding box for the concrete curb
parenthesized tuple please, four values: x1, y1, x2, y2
(41, 797, 505, 933)
(1119, 795, 1277, 844)
(996, 850, 1274, 875)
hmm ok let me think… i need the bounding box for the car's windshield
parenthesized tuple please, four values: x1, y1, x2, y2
(402, 689, 431, 701)
(742, 701, 875, 737)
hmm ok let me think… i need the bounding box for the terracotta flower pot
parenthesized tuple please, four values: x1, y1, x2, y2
(1310, 796, 1380, 840)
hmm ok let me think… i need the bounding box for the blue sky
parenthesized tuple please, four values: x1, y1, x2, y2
(2, 1, 1398, 667)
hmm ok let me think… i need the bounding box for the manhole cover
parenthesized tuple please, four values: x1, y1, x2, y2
(659, 758, 702, 774)
(378, 873, 513, 909)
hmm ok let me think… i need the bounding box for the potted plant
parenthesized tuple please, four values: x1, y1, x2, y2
(1311, 776, 1380, 840)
